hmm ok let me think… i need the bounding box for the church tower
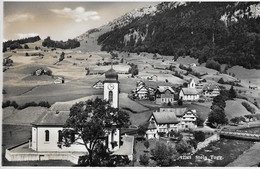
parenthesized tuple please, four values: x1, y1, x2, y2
(104, 68, 119, 108)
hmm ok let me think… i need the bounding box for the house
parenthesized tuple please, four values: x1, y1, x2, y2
(189, 63, 197, 67)
(135, 85, 149, 99)
(6, 68, 130, 164)
(136, 80, 145, 87)
(155, 86, 175, 104)
(202, 84, 221, 97)
(93, 80, 104, 89)
(147, 75, 158, 81)
(54, 77, 64, 84)
(145, 108, 197, 139)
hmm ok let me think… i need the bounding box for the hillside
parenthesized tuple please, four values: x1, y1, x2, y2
(97, 2, 260, 69)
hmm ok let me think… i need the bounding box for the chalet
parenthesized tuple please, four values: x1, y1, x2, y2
(135, 85, 149, 99)
(202, 84, 220, 97)
(145, 108, 197, 139)
(93, 80, 104, 89)
(155, 86, 175, 104)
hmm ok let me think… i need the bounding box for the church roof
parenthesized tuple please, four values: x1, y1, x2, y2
(105, 68, 118, 80)
(181, 88, 198, 95)
(32, 111, 69, 126)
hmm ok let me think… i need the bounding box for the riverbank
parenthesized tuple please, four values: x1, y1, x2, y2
(227, 142, 260, 167)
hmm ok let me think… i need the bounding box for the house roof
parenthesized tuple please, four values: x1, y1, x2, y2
(136, 85, 148, 93)
(157, 86, 175, 93)
(203, 84, 220, 91)
(152, 111, 179, 124)
(147, 121, 157, 129)
(93, 80, 104, 86)
(181, 88, 198, 95)
(32, 111, 70, 126)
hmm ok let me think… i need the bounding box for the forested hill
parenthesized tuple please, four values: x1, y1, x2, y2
(97, 2, 260, 69)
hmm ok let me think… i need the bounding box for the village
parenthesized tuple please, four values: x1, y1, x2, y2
(2, 1, 260, 167)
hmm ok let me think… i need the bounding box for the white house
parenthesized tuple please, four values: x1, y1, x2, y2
(93, 80, 104, 89)
(135, 85, 149, 99)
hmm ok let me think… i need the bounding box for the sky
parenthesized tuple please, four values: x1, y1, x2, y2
(3, 1, 159, 41)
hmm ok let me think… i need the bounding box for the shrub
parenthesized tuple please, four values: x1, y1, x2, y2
(2, 100, 11, 108)
(24, 44, 29, 49)
(38, 101, 51, 108)
(242, 102, 256, 114)
(150, 141, 176, 166)
(45, 70, 52, 76)
(139, 154, 149, 166)
(144, 140, 150, 149)
(175, 140, 192, 155)
(193, 131, 206, 142)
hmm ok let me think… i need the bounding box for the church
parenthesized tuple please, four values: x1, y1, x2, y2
(6, 68, 127, 163)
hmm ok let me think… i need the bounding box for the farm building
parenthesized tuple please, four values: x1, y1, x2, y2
(147, 75, 158, 81)
(145, 108, 197, 139)
(54, 77, 64, 84)
(93, 80, 104, 89)
(155, 86, 175, 104)
(135, 85, 149, 99)
(202, 84, 221, 97)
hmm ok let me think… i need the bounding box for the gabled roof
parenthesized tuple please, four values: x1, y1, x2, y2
(152, 111, 179, 124)
(203, 84, 220, 91)
(181, 88, 198, 95)
(136, 85, 149, 93)
(32, 111, 70, 126)
(147, 121, 157, 129)
(157, 86, 175, 93)
(93, 80, 104, 86)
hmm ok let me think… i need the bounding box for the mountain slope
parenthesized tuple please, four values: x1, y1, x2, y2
(96, 2, 260, 69)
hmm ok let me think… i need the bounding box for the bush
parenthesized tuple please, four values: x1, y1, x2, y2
(193, 131, 206, 142)
(242, 102, 256, 114)
(150, 141, 176, 166)
(139, 154, 149, 166)
(175, 140, 192, 155)
(24, 44, 29, 49)
(144, 140, 150, 149)
(38, 101, 51, 108)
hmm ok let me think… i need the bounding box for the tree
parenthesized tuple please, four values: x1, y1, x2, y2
(25, 52, 29, 56)
(253, 99, 259, 109)
(139, 153, 149, 166)
(137, 124, 147, 137)
(35, 46, 39, 50)
(230, 117, 240, 125)
(196, 115, 204, 127)
(24, 44, 29, 49)
(229, 85, 237, 99)
(208, 106, 228, 128)
(62, 98, 130, 166)
(59, 52, 65, 62)
(178, 99, 183, 106)
(150, 141, 176, 166)
(175, 140, 192, 155)
(144, 140, 150, 150)
(218, 77, 225, 84)
(193, 131, 205, 142)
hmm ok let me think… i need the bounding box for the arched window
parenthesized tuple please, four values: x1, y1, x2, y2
(58, 130, 62, 142)
(109, 91, 113, 102)
(45, 130, 49, 142)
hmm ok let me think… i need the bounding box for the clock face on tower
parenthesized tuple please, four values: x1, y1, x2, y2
(107, 83, 114, 90)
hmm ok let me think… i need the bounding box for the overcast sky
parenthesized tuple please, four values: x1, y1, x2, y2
(3, 1, 159, 41)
